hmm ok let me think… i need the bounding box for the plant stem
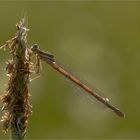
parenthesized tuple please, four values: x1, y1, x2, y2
(1, 19, 32, 140)
(10, 19, 29, 140)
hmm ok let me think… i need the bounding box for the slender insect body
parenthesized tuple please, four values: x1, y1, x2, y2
(31, 44, 125, 118)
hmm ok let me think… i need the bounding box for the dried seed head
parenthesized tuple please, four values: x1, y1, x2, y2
(0, 19, 32, 138)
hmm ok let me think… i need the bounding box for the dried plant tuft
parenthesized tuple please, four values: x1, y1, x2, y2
(0, 19, 32, 139)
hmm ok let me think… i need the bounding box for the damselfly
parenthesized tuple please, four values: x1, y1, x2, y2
(31, 44, 125, 118)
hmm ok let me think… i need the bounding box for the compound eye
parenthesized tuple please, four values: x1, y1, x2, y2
(33, 44, 39, 49)
(31, 44, 39, 51)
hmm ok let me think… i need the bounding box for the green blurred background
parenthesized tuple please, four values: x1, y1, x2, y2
(0, 1, 140, 139)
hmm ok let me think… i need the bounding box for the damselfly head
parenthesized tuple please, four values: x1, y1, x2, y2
(31, 44, 39, 52)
